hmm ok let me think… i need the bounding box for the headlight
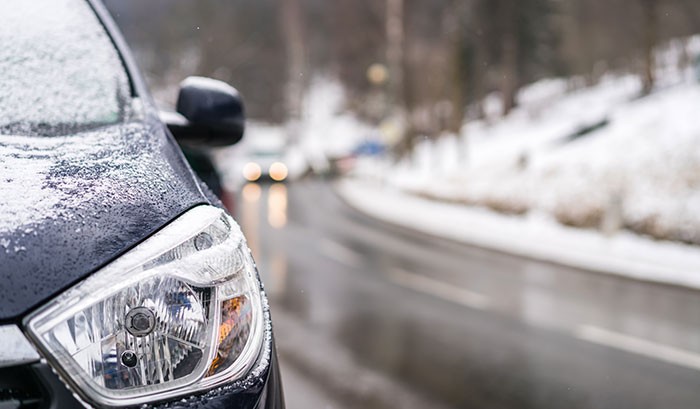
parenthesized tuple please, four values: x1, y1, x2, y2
(269, 162, 288, 182)
(25, 206, 266, 407)
(243, 162, 262, 182)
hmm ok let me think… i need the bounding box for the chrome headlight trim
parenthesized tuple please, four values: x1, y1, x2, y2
(24, 205, 267, 407)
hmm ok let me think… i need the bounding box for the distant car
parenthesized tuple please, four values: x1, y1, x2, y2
(0, 1, 283, 408)
(242, 150, 290, 183)
(240, 125, 289, 183)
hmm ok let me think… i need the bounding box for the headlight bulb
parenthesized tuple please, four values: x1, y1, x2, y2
(125, 306, 156, 337)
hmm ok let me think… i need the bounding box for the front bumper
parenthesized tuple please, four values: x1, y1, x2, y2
(0, 340, 284, 409)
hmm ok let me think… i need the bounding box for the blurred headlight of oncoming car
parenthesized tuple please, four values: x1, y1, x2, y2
(25, 206, 266, 407)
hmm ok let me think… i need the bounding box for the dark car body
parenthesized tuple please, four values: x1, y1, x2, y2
(0, 1, 283, 408)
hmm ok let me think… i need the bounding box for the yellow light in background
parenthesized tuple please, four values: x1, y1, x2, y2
(367, 63, 389, 85)
(242, 183, 262, 202)
(269, 162, 288, 182)
(267, 183, 288, 229)
(242, 162, 262, 182)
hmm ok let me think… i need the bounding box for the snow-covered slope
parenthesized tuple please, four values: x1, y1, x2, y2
(359, 38, 700, 245)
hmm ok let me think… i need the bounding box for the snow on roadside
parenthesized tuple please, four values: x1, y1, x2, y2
(336, 179, 700, 289)
(345, 37, 700, 280)
(356, 52, 700, 245)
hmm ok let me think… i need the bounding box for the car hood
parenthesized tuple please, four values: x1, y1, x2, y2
(0, 122, 207, 321)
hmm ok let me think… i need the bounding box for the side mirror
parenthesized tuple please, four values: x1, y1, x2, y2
(161, 76, 245, 147)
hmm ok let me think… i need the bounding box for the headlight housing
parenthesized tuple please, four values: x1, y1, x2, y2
(25, 206, 266, 407)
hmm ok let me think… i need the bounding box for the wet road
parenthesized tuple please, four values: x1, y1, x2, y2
(237, 180, 700, 409)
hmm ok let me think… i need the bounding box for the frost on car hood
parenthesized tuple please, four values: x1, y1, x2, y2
(0, 0, 130, 135)
(0, 123, 207, 320)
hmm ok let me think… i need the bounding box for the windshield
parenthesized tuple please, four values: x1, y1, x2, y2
(0, 0, 130, 136)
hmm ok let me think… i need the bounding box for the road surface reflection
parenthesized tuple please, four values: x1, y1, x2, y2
(236, 180, 700, 409)
(242, 182, 288, 298)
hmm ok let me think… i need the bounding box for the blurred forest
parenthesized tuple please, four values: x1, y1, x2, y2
(105, 0, 700, 141)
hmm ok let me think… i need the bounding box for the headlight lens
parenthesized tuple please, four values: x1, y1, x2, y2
(25, 206, 265, 407)
(243, 162, 262, 181)
(269, 162, 288, 182)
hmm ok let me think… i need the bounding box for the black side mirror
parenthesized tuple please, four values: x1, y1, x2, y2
(161, 77, 245, 147)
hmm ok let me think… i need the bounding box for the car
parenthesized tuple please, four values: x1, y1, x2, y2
(239, 125, 290, 184)
(0, 1, 284, 408)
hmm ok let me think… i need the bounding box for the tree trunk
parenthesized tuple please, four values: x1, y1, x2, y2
(641, 0, 658, 95)
(386, 0, 405, 113)
(473, 30, 487, 120)
(281, 0, 306, 127)
(387, 0, 413, 157)
(445, 0, 468, 134)
(500, 0, 518, 116)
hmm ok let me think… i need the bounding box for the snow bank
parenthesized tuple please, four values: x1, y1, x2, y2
(337, 179, 700, 289)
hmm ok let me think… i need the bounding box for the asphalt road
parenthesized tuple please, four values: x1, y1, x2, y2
(236, 179, 700, 409)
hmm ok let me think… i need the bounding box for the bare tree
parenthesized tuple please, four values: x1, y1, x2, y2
(641, 0, 659, 94)
(386, 0, 406, 115)
(281, 0, 307, 126)
(499, 0, 518, 115)
(444, 0, 468, 133)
